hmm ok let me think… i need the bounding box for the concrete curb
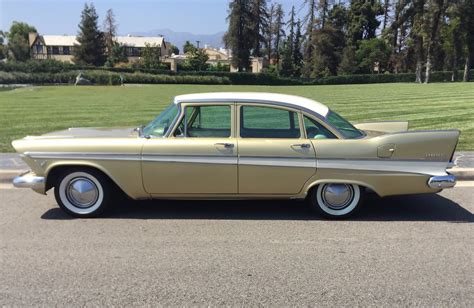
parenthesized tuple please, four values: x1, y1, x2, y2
(449, 168, 474, 181)
(1, 168, 473, 183)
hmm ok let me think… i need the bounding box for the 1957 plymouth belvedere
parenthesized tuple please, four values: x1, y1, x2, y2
(12, 92, 459, 218)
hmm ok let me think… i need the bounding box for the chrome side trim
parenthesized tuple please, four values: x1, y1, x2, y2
(317, 159, 448, 176)
(13, 172, 45, 190)
(24, 152, 449, 174)
(239, 156, 316, 168)
(26, 152, 141, 161)
(142, 155, 237, 165)
(427, 175, 456, 189)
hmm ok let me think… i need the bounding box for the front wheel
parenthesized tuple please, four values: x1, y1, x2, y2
(54, 169, 111, 218)
(309, 183, 363, 219)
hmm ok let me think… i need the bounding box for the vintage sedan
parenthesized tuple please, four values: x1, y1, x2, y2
(12, 92, 459, 218)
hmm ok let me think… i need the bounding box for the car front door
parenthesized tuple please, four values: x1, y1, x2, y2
(237, 104, 317, 195)
(142, 103, 238, 195)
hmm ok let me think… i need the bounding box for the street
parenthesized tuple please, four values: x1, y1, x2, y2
(0, 186, 473, 306)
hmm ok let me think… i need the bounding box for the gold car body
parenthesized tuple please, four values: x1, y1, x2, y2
(12, 92, 459, 199)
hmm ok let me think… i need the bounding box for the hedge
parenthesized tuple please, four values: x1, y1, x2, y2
(309, 70, 473, 85)
(0, 71, 231, 85)
(1, 60, 472, 85)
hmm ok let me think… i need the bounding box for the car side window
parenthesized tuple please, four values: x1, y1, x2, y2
(240, 106, 301, 138)
(175, 105, 231, 138)
(303, 116, 337, 139)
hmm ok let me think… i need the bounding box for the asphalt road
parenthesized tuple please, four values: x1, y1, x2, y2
(0, 186, 473, 306)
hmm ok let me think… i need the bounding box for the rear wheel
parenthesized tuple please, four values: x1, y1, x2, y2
(309, 183, 362, 219)
(54, 169, 111, 218)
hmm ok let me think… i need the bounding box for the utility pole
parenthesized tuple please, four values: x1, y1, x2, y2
(196, 40, 201, 48)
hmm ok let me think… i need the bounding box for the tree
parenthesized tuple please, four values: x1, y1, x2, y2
(412, 0, 426, 83)
(441, 0, 463, 81)
(184, 48, 209, 71)
(103, 8, 117, 53)
(288, 6, 296, 46)
(183, 40, 196, 54)
(339, 45, 358, 74)
(0, 30, 6, 60)
(74, 3, 106, 66)
(461, 0, 474, 81)
(141, 43, 162, 69)
(312, 26, 346, 76)
(104, 41, 127, 67)
(250, 0, 268, 57)
(6, 21, 37, 61)
(224, 0, 254, 71)
(346, 0, 383, 43)
(356, 37, 391, 73)
(302, 0, 317, 76)
(168, 44, 179, 55)
(281, 6, 303, 77)
(319, 0, 330, 29)
(382, 0, 391, 29)
(273, 4, 285, 66)
(265, 3, 276, 62)
(293, 20, 304, 76)
(280, 37, 294, 76)
(424, 0, 445, 83)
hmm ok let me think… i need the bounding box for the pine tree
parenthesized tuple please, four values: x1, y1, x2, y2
(280, 37, 294, 76)
(250, 0, 268, 57)
(302, 0, 317, 76)
(74, 3, 106, 66)
(441, 1, 463, 81)
(319, 0, 330, 29)
(224, 0, 253, 71)
(273, 4, 285, 66)
(412, 0, 425, 83)
(103, 9, 117, 55)
(183, 41, 196, 54)
(265, 3, 276, 62)
(293, 19, 304, 76)
(424, 0, 445, 83)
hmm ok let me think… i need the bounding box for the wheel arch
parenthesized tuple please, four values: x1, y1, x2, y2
(45, 162, 132, 198)
(304, 179, 379, 197)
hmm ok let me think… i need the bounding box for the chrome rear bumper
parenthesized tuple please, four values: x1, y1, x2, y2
(13, 171, 45, 190)
(428, 174, 456, 189)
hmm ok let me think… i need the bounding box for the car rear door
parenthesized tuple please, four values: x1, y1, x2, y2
(142, 103, 238, 195)
(237, 104, 317, 195)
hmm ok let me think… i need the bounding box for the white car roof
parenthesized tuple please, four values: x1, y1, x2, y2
(173, 92, 330, 117)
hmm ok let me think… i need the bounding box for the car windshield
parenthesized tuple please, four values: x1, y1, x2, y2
(142, 103, 179, 137)
(326, 110, 364, 139)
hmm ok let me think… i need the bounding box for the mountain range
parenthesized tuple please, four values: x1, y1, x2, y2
(130, 28, 225, 53)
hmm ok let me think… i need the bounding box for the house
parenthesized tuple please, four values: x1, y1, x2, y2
(29, 32, 169, 63)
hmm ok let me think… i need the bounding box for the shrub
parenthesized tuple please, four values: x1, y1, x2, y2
(0, 70, 230, 85)
(0, 59, 80, 73)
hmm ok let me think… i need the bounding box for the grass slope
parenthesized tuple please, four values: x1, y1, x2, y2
(0, 83, 473, 152)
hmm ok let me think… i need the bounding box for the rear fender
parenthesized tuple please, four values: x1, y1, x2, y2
(354, 121, 409, 133)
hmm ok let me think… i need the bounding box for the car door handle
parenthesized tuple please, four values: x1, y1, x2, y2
(291, 143, 311, 149)
(215, 143, 234, 148)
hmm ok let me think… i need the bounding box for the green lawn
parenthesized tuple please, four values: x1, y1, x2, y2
(0, 83, 473, 152)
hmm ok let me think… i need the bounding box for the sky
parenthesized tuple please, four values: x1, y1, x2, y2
(1, 0, 306, 35)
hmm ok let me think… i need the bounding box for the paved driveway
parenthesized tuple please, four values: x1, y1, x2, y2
(0, 186, 472, 306)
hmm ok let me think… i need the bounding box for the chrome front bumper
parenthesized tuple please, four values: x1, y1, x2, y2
(13, 171, 45, 191)
(428, 174, 456, 189)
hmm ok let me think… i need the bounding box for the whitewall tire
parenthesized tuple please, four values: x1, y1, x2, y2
(54, 169, 111, 218)
(309, 183, 362, 219)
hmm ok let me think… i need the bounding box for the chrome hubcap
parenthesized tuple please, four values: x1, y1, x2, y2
(66, 177, 99, 208)
(322, 184, 354, 210)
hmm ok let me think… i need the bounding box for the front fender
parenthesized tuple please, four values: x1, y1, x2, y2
(44, 160, 148, 199)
